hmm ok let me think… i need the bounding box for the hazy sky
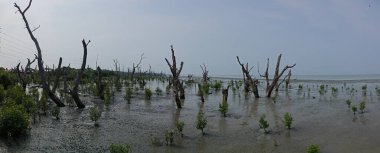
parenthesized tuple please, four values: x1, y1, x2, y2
(0, 0, 379, 76)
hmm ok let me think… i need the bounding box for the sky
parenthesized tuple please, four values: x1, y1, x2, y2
(0, 0, 379, 76)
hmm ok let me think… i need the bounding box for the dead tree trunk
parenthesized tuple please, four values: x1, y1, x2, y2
(95, 66, 105, 100)
(16, 58, 36, 91)
(14, 1, 65, 107)
(165, 45, 184, 109)
(242, 63, 251, 94)
(222, 86, 230, 102)
(52, 57, 62, 94)
(237, 56, 259, 98)
(200, 64, 209, 84)
(68, 39, 89, 109)
(179, 81, 185, 99)
(285, 69, 292, 89)
(259, 54, 296, 97)
(131, 53, 144, 85)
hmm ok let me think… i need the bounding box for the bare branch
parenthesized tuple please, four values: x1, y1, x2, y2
(31, 25, 40, 32)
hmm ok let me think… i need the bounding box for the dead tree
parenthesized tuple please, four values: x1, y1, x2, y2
(67, 39, 90, 108)
(179, 81, 185, 99)
(259, 54, 296, 97)
(131, 53, 144, 84)
(14, 0, 65, 107)
(95, 66, 105, 100)
(165, 45, 184, 109)
(222, 85, 230, 102)
(51, 57, 62, 94)
(16, 58, 36, 91)
(285, 69, 292, 89)
(200, 64, 209, 84)
(237, 56, 259, 98)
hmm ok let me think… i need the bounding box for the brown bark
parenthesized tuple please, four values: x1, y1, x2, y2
(200, 64, 209, 84)
(259, 54, 296, 97)
(51, 57, 62, 94)
(96, 66, 105, 100)
(222, 86, 230, 102)
(68, 39, 89, 108)
(285, 69, 292, 89)
(14, 0, 65, 107)
(237, 56, 259, 98)
(165, 45, 184, 109)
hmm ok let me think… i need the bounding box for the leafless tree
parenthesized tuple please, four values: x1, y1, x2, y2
(16, 57, 36, 91)
(200, 64, 209, 84)
(237, 56, 259, 98)
(165, 45, 184, 109)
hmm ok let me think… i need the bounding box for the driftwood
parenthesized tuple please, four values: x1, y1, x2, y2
(14, 0, 65, 107)
(237, 56, 259, 98)
(165, 45, 184, 109)
(259, 54, 296, 97)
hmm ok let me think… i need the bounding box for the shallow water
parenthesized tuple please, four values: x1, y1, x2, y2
(1, 80, 380, 153)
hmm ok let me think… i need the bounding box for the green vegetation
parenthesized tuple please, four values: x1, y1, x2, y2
(165, 129, 175, 145)
(283, 112, 293, 129)
(90, 106, 101, 125)
(307, 144, 320, 153)
(195, 111, 207, 135)
(51, 106, 60, 120)
(359, 101, 366, 113)
(352, 106, 357, 115)
(124, 86, 133, 103)
(109, 143, 131, 153)
(219, 100, 228, 117)
(176, 120, 185, 137)
(155, 87, 163, 95)
(144, 88, 152, 100)
(0, 100, 29, 136)
(259, 114, 270, 133)
(346, 100, 352, 108)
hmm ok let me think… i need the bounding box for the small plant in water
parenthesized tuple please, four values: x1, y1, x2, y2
(176, 121, 185, 137)
(352, 105, 357, 115)
(90, 106, 101, 125)
(144, 88, 152, 100)
(346, 100, 352, 108)
(109, 143, 131, 153)
(359, 101, 366, 113)
(155, 87, 163, 95)
(283, 112, 293, 129)
(307, 144, 320, 153)
(124, 86, 133, 103)
(259, 114, 270, 133)
(165, 129, 175, 145)
(51, 106, 60, 120)
(219, 100, 228, 117)
(195, 111, 207, 135)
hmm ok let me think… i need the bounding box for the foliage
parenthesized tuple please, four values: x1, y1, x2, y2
(51, 106, 60, 120)
(259, 114, 269, 133)
(90, 106, 101, 124)
(211, 80, 223, 91)
(359, 101, 365, 113)
(6, 85, 26, 105)
(0, 100, 29, 136)
(0, 69, 17, 89)
(144, 88, 152, 100)
(124, 86, 133, 103)
(109, 143, 131, 153)
(202, 83, 210, 94)
(176, 120, 185, 137)
(195, 111, 207, 135)
(165, 129, 175, 145)
(283, 112, 293, 129)
(307, 144, 320, 153)
(155, 87, 163, 96)
(38, 91, 48, 115)
(346, 100, 351, 108)
(219, 100, 228, 117)
(318, 85, 325, 95)
(0, 85, 4, 104)
(352, 106, 357, 115)
(150, 136, 163, 146)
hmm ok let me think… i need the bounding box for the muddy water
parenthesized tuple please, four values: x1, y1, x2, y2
(1, 80, 380, 153)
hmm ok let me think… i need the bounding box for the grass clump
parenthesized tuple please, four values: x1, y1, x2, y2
(176, 121, 185, 137)
(90, 106, 101, 125)
(109, 143, 131, 153)
(307, 144, 320, 153)
(283, 112, 293, 129)
(165, 129, 175, 145)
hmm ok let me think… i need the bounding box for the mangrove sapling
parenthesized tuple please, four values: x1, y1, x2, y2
(150, 136, 163, 146)
(195, 111, 207, 135)
(176, 121, 185, 137)
(359, 101, 366, 113)
(124, 87, 133, 103)
(144, 88, 153, 100)
(109, 143, 131, 153)
(219, 100, 228, 117)
(51, 106, 60, 120)
(352, 106, 358, 115)
(165, 129, 175, 145)
(307, 144, 320, 153)
(346, 100, 352, 108)
(0, 100, 29, 137)
(90, 107, 101, 125)
(155, 87, 163, 95)
(283, 112, 293, 129)
(259, 114, 270, 134)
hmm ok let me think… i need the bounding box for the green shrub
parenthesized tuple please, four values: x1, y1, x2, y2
(0, 100, 29, 136)
(283, 112, 293, 129)
(155, 87, 162, 96)
(38, 91, 48, 115)
(352, 106, 357, 115)
(6, 85, 25, 105)
(0, 84, 5, 104)
(176, 121, 185, 137)
(165, 129, 175, 145)
(219, 100, 228, 117)
(0, 69, 16, 89)
(307, 144, 320, 153)
(195, 111, 207, 135)
(90, 107, 101, 124)
(259, 114, 269, 133)
(359, 101, 365, 113)
(144, 88, 152, 100)
(124, 87, 133, 103)
(109, 143, 131, 153)
(346, 100, 351, 108)
(51, 106, 60, 120)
